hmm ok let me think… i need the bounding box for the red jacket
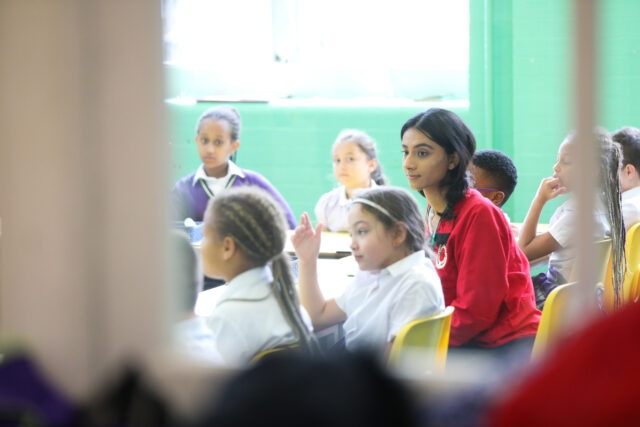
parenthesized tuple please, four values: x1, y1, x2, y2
(430, 189, 540, 347)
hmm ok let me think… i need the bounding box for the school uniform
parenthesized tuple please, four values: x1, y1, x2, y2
(173, 316, 224, 363)
(171, 161, 297, 228)
(547, 198, 611, 281)
(429, 189, 540, 348)
(206, 266, 312, 366)
(335, 250, 444, 354)
(621, 186, 640, 231)
(314, 181, 378, 232)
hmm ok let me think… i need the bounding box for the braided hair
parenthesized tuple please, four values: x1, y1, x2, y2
(205, 187, 321, 356)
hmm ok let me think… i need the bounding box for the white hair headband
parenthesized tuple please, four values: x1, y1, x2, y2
(351, 198, 398, 222)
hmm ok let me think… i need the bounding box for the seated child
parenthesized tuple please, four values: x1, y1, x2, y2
(468, 149, 519, 236)
(468, 149, 517, 209)
(315, 129, 387, 232)
(169, 230, 222, 363)
(293, 186, 444, 356)
(518, 130, 623, 309)
(202, 187, 319, 366)
(612, 126, 640, 231)
(171, 106, 296, 228)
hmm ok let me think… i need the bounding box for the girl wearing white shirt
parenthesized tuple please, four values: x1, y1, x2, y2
(202, 187, 319, 366)
(518, 130, 625, 310)
(315, 130, 388, 232)
(294, 187, 444, 356)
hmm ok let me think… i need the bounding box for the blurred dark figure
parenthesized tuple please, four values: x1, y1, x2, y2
(192, 351, 420, 427)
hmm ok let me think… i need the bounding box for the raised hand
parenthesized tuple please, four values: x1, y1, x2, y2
(290, 212, 323, 262)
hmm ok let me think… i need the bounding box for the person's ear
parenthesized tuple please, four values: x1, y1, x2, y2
(392, 222, 408, 248)
(367, 159, 377, 175)
(222, 236, 237, 261)
(447, 153, 460, 170)
(230, 140, 240, 155)
(491, 191, 506, 207)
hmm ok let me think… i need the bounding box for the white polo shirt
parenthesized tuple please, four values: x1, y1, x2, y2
(622, 186, 640, 231)
(314, 181, 378, 232)
(548, 198, 611, 280)
(206, 266, 312, 366)
(335, 250, 444, 354)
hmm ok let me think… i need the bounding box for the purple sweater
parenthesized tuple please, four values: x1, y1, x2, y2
(171, 169, 297, 229)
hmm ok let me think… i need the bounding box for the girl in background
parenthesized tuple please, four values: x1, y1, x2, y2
(172, 105, 296, 228)
(518, 130, 625, 310)
(202, 187, 318, 366)
(401, 108, 539, 363)
(315, 129, 388, 232)
(293, 186, 444, 356)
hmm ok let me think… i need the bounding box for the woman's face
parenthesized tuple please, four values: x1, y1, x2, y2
(401, 128, 457, 193)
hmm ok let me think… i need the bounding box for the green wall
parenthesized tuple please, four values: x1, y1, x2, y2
(168, 0, 640, 224)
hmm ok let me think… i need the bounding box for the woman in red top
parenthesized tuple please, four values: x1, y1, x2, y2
(401, 108, 540, 361)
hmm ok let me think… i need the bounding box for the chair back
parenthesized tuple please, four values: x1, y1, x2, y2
(388, 306, 454, 376)
(251, 343, 300, 364)
(531, 282, 577, 359)
(603, 223, 640, 311)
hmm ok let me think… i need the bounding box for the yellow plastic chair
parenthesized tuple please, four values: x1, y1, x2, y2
(531, 282, 577, 359)
(602, 223, 640, 311)
(251, 343, 300, 364)
(387, 306, 455, 376)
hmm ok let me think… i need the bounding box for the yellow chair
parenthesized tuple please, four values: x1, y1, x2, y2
(531, 282, 577, 359)
(251, 343, 300, 364)
(387, 306, 455, 376)
(602, 223, 640, 311)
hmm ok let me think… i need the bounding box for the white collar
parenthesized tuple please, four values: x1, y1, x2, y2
(622, 185, 640, 201)
(217, 266, 273, 304)
(192, 160, 245, 186)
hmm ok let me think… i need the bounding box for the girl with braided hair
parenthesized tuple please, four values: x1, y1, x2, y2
(519, 129, 624, 310)
(202, 187, 319, 366)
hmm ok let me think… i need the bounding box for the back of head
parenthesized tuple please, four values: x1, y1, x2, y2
(204, 187, 320, 355)
(333, 129, 388, 185)
(351, 186, 425, 252)
(194, 351, 419, 427)
(168, 230, 201, 314)
(204, 187, 287, 264)
(471, 149, 518, 205)
(196, 105, 242, 141)
(612, 126, 640, 170)
(400, 108, 476, 218)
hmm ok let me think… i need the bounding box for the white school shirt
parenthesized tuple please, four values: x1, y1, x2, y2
(621, 186, 640, 231)
(192, 160, 245, 196)
(335, 250, 445, 355)
(547, 197, 611, 281)
(206, 266, 312, 367)
(314, 181, 378, 232)
(173, 316, 224, 364)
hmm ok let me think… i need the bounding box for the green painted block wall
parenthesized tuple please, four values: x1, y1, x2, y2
(168, 0, 640, 224)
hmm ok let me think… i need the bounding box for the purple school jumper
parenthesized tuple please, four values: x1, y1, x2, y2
(171, 169, 297, 229)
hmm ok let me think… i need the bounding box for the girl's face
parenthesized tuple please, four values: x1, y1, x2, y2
(332, 140, 376, 191)
(553, 140, 575, 192)
(200, 223, 228, 280)
(401, 128, 457, 193)
(347, 204, 399, 271)
(195, 118, 240, 177)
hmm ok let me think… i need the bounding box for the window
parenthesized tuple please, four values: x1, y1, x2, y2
(163, 0, 469, 102)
